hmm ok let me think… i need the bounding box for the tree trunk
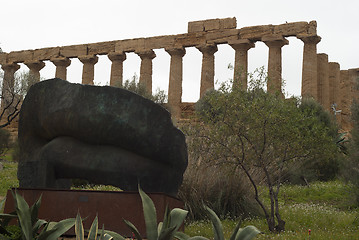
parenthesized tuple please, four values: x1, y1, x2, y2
(275, 219, 286, 232)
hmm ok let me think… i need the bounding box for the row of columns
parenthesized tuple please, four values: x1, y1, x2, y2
(0, 34, 341, 120)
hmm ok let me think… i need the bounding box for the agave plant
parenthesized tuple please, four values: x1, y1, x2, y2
(0, 191, 76, 240)
(122, 185, 188, 240)
(177, 206, 261, 240)
(0, 197, 17, 237)
(74, 212, 125, 240)
(124, 186, 260, 240)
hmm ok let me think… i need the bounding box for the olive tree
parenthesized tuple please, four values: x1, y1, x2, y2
(186, 70, 337, 232)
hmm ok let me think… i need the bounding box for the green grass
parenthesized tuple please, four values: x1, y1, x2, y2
(185, 181, 359, 239)
(0, 161, 18, 197)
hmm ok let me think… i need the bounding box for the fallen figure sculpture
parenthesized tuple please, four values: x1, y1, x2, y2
(18, 78, 188, 196)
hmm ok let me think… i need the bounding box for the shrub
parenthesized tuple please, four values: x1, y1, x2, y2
(185, 70, 338, 232)
(178, 138, 262, 221)
(288, 97, 341, 183)
(0, 129, 10, 159)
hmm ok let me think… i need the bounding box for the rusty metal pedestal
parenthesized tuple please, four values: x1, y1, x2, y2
(4, 188, 183, 237)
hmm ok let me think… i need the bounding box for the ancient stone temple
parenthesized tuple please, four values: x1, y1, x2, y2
(0, 17, 358, 131)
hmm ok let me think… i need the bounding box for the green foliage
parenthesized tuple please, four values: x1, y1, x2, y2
(0, 161, 18, 197)
(278, 181, 356, 209)
(74, 213, 122, 240)
(2, 225, 22, 240)
(121, 75, 167, 106)
(285, 97, 340, 183)
(187, 69, 337, 232)
(182, 206, 260, 240)
(123, 185, 187, 240)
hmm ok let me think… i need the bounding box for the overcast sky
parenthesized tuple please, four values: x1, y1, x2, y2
(1, 0, 358, 102)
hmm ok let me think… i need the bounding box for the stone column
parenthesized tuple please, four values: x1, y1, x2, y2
(197, 44, 218, 98)
(165, 47, 186, 119)
(108, 51, 126, 87)
(317, 53, 330, 110)
(229, 39, 255, 90)
(0, 63, 20, 112)
(262, 36, 288, 96)
(349, 68, 359, 102)
(328, 62, 340, 107)
(24, 60, 45, 81)
(340, 70, 350, 130)
(78, 55, 98, 85)
(51, 57, 71, 80)
(298, 34, 321, 99)
(136, 50, 156, 94)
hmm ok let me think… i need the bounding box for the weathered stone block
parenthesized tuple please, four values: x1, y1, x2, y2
(144, 36, 175, 50)
(219, 17, 237, 29)
(87, 41, 116, 55)
(188, 20, 204, 33)
(33, 47, 60, 61)
(262, 35, 286, 42)
(273, 22, 308, 36)
(60, 44, 87, 58)
(204, 19, 220, 31)
(7, 50, 34, 63)
(206, 29, 240, 44)
(308, 21, 317, 35)
(174, 32, 206, 47)
(239, 25, 274, 40)
(116, 38, 145, 52)
(188, 18, 236, 33)
(18, 79, 188, 196)
(0, 53, 7, 64)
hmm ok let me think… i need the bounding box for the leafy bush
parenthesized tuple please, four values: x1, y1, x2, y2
(286, 97, 340, 183)
(186, 70, 338, 232)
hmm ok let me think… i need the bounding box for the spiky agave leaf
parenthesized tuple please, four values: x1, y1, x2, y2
(158, 225, 177, 240)
(229, 222, 241, 240)
(29, 194, 42, 226)
(37, 218, 76, 240)
(98, 224, 113, 240)
(75, 212, 85, 240)
(204, 206, 224, 240)
(168, 208, 187, 233)
(235, 226, 260, 240)
(88, 216, 99, 240)
(13, 191, 32, 240)
(123, 219, 142, 240)
(138, 185, 158, 240)
(103, 229, 126, 240)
